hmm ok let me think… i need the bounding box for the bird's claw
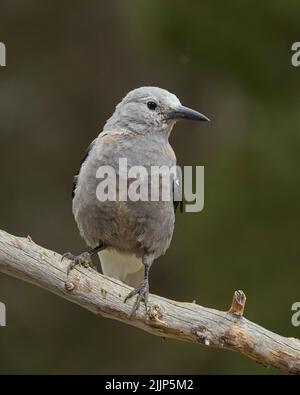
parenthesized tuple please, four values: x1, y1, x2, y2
(124, 279, 149, 318)
(62, 251, 92, 275)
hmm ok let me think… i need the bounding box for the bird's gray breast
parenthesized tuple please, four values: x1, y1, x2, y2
(72, 131, 176, 258)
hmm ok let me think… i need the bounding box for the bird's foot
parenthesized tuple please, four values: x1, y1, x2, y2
(124, 279, 149, 319)
(61, 251, 93, 275)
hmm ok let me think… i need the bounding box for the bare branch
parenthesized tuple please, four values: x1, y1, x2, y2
(0, 228, 299, 374)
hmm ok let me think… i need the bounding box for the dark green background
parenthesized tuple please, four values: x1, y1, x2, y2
(0, 0, 299, 374)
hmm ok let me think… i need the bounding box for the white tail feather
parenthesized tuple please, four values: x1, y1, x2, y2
(99, 249, 144, 287)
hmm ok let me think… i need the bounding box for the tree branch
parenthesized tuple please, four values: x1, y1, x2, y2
(0, 228, 299, 374)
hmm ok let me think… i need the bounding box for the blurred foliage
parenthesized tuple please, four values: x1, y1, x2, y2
(0, 0, 299, 374)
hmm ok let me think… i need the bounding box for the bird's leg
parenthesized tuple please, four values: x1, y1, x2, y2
(62, 242, 106, 275)
(124, 254, 153, 318)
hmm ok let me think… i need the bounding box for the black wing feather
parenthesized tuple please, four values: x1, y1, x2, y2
(72, 140, 95, 199)
(173, 177, 183, 213)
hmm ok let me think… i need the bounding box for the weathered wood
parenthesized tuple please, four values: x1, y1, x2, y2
(0, 228, 299, 373)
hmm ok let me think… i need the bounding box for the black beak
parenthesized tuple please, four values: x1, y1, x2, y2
(166, 105, 210, 122)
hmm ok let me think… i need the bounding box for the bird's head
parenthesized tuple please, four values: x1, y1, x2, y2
(104, 86, 209, 137)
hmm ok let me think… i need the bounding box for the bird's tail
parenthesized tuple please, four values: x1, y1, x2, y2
(99, 249, 144, 288)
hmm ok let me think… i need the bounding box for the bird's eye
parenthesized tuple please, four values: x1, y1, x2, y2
(147, 101, 157, 111)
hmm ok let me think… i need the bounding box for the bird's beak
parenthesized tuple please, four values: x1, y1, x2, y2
(166, 105, 210, 122)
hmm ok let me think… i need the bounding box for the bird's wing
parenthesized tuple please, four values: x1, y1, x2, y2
(173, 172, 183, 213)
(173, 199, 183, 213)
(72, 139, 96, 199)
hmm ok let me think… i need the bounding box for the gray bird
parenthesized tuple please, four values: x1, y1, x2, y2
(64, 87, 209, 317)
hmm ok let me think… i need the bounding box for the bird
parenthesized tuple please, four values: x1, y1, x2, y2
(63, 87, 209, 317)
